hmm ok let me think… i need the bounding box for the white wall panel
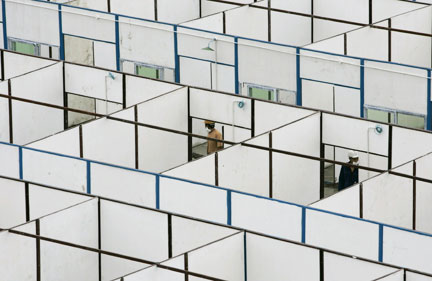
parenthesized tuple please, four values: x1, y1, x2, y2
(306, 209, 379, 260)
(190, 88, 251, 129)
(41, 240, 98, 281)
(101, 200, 168, 261)
(0, 178, 25, 228)
(163, 154, 216, 186)
(406, 271, 432, 281)
(273, 154, 320, 204)
(383, 226, 432, 274)
(160, 177, 227, 224)
(363, 173, 413, 228)
(119, 18, 175, 68)
(188, 233, 244, 281)
(0, 231, 36, 281)
(302, 79, 334, 112)
(62, 6, 115, 42)
(310, 184, 360, 217)
(218, 145, 269, 196)
(364, 61, 428, 115)
(92, 163, 156, 207)
(3, 52, 55, 80)
(123, 265, 183, 281)
(415, 154, 432, 233)
(94, 41, 117, 70)
(111, 0, 154, 20)
(334, 86, 361, 117)
(313, 20, 360, 42)
(157, 0, 199, 24)
(0, 81, 9, 142)
(171, 216, 237, 256)
(181, 13, 223, 33)
(324, 252, 398, 281)
(323, 113, 389, 156)
(232, 192, 302, 241)
(6, 0, 59, 46)
(27, 127, 80, 157)
(29, 183, 91, 220)
(238, 38, 296, 92)
(300, 50, 361, 88)
(254, 101, 315, 135)
(246, 233, 319, 281)
(101, 255, 146, 281)
(314, 0, 368, 23)
(65, 63, 123, 103)
(125, 76, 182, 107)
(271, 12, 311, 46)
(347, 27, 388, 61)
(178, 27, 235, 65)
(0, 144, 19, 178)
(83, 115, 135, 168)
(225, 6, 267, 40)
(40, 199, 98, 247)
(392, 126, 432, 168)
(306, 35, 344, 55)
(23, 148, 87, 192)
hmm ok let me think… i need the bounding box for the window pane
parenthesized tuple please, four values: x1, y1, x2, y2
(136, 65, 159, 79)
(397, 113, 425, 130)
(13, 41, 36, 55)
(366, 108, 394, 123)
(249, 87, 275, 101)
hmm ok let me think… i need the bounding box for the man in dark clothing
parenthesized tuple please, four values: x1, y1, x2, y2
(338, 150, 359, 191)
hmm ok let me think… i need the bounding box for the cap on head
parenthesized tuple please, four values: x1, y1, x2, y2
(348, 150, 359, 159)
(205, 120, 215, 125)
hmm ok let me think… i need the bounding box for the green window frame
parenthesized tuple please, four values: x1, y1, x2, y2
(135, 64, 163, 80)
(365, 105, 426, 130)
(8, 39, 40, 56)
(247, 84, 278, 102)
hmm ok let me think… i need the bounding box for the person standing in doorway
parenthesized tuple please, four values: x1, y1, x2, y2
(338, 150, 359, 191)
(205, 120, 223, 154)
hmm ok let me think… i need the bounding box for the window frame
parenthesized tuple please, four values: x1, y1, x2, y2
(245, 83, 279, 102)
(364, 105, 426, 129)
(8, 38, 41, 56)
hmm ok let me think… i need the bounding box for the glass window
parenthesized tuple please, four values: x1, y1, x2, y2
(11, 40, 37, 56)
(136, 65, 160, 79)
(248, 86, 276, 101)
(366, 108, 395, 123)
(397, 113, 425, 130)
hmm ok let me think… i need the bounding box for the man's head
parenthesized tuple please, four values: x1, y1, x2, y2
(205, 120, 215, 132)
(348, 150, 359, 164)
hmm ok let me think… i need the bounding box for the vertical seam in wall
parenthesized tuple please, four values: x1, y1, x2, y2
(301, 207, 306, 243)
(427, 70, 431, 130)
(1, 50, 4, 80)
(8, 79, 12, 143)
(168, 214, 172, 258)
(378, 224, 384, 262)
(388, 19, 392, 62)
(36, 219, 41, 281)
(243, 231, 247, 281)
(234, 37, 239, 94)
(269, 132, 273, 198)
(134, 105, 139, 169)
(98, 198, 102, 281)
(62, 62, 68, 129)
(86, 161, 91, 194)
(174, 26, 180, 83)
(360, 59, 365, 118)
(227, 190, 232, 225)
(58, 5, 64, 60)
(115, 15, 120, 71)
(267, 0, 271, 42)
(2, 0, 7, 50)
(413, 161, 416, 230)
(359, 183, 363, 218)
(122, 73, 126, 108)
(156, 175, 160, 209)
(19, 146, 23, 179)
(296, 48, 302, 106)
(25, 182, 30, 221)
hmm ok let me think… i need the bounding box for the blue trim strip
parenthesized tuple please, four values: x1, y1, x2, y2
(234, 37, 239, 94)
(301, 207, 306, 243)
(2, 0, 7, 50)
(360, 59, 365, 118)
(115, 15, 120, 71)
(243, 232, 247, 281)
(62, 33, 115, 45)
(296, 48, 302, 106)
(179, 55, 235, 67)
(378, 224, 384, 262)
(427, 70, 431, 130)
(58, 5, 64, 60)
(174, 26, 180, 83)
(156, 175, 160, 209)
(86, 161, 91, 194)
(18, 147, 23, 180)
(227, 190, 232, 225)
(3, 141, 432, 239)
(300, 77, 361, 90)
